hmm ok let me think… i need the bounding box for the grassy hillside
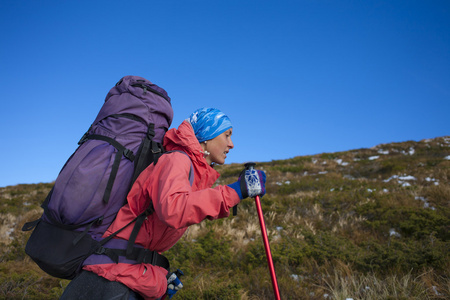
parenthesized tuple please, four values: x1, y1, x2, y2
(1, 136, 449, 299)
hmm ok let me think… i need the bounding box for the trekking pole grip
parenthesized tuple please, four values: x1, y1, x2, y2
(244, 162, 256, 170)
(232, 162, 256, 216)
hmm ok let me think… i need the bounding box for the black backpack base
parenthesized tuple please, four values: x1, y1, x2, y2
(25, 219, 101, 280)
(23, 213, 171, 280)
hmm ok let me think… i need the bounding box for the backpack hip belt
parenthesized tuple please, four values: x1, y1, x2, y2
(84, 239, 170, 271)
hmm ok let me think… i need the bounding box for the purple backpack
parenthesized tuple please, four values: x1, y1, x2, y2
(22, 76, 184, 279)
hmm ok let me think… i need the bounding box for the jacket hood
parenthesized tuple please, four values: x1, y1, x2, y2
(163, 120, 220, 187)
(163, 120, 203, 159)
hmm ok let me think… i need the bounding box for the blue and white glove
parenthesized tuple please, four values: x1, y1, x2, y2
(167, 269, 184, 298)
(228, 168, 266, 199)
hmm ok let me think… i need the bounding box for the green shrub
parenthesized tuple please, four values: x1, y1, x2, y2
(356, 237, 449, 273)
(165, 229, 233, 268)
(201, 282, 241, 300)
(357, 203, 449, 240)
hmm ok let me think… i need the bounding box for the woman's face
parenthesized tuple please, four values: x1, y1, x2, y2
(205, 128, 234, 165)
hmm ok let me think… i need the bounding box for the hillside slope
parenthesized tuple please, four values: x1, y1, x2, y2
(1, 136, 449, 299)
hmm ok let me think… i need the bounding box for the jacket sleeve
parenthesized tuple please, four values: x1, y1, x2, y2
(150, 152, 240, 229)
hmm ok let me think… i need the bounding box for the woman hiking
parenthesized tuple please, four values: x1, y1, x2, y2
(60, 107, 267, 300)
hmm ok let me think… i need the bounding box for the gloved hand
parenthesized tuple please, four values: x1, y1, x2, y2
(227, 168, 266, 199)
(166, 269, 184, 298)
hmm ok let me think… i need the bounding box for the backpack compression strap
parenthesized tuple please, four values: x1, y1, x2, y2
(79, 133, 135, 204)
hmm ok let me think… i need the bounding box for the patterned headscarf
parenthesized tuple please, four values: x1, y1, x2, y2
(188, 107, 232, 143)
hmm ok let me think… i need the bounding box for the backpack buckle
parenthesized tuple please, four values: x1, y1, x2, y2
(95, 247, 106, 255)
(123, 149, 135, 161)
(151, 142, 162, 154)
(96, 216, 104, 225)
(78, 126, 93, 145)
(78, 132, 90, 145)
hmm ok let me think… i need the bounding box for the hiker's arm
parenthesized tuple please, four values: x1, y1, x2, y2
(151, 154, 240, 229)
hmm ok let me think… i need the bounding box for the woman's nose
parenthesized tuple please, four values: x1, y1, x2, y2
(228, 138, 234, 149)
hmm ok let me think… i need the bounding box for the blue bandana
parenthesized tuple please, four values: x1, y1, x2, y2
(188, 107, 232, 142)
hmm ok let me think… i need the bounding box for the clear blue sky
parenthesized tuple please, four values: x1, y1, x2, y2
(1, 0, 449, 187)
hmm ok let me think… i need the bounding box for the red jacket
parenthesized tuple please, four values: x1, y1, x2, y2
(84, 120, 240, 299)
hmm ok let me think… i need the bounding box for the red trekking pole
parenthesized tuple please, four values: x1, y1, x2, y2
(246, 163, 281, 300)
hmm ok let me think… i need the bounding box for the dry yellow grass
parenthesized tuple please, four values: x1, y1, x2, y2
(321, 263, 449, 300)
